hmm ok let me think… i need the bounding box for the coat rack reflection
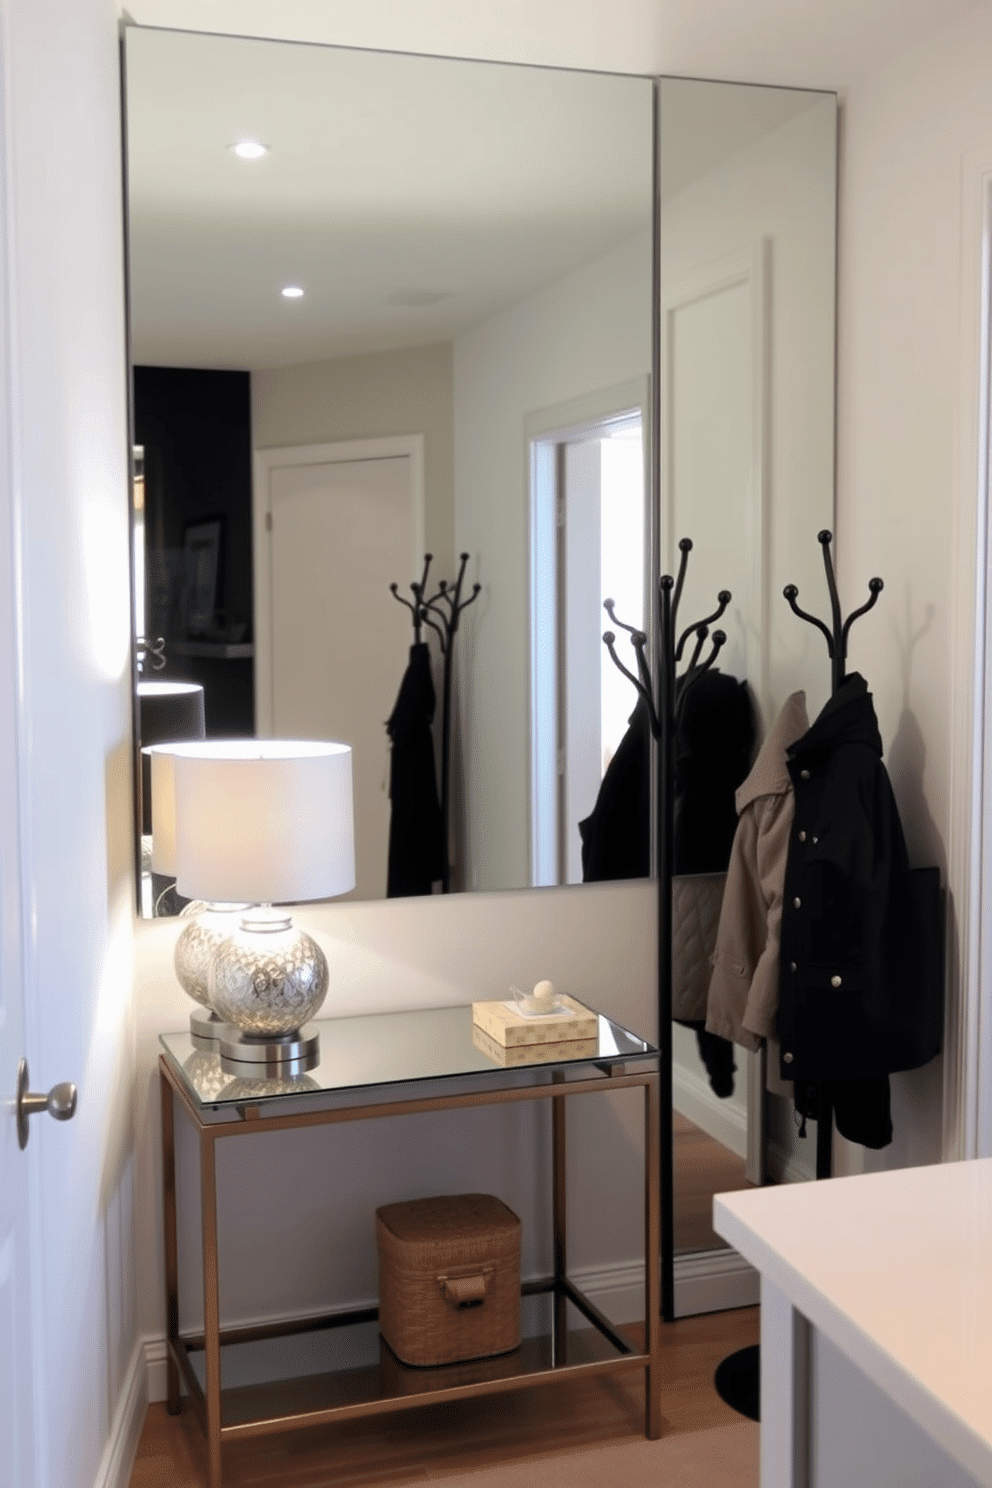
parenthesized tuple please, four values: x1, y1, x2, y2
(390, 552, 480, 893)
(603, 536, 731, 1323)
(784, 528, 883, 1180)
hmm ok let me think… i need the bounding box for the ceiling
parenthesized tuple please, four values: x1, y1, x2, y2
(123, 0, 987, 93)
(124, 0, 984, 370)
(125, 26, 825, 369)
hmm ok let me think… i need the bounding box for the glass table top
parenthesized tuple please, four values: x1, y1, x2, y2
(160, 1002, 657, 1116)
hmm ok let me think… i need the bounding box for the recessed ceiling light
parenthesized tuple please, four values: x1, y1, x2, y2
(281, 285, 305, 299)
(230, 140, 268, 161)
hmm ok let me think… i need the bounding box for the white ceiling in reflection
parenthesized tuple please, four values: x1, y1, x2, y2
(126, 29, 655, 368)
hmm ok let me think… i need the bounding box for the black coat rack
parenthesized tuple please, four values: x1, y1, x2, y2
(389, 552, 480, 893)
(784, 528, 883, 1178)
(603, 537, 731, 1322)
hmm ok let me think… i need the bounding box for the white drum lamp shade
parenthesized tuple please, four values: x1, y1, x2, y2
(137, 680, 205, 835)
(148, 746, 178, 877)
(172, 739, 355, 905)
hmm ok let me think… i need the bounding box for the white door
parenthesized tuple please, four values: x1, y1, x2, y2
(0, 249, 38, 1487)
(255, 438, 424, 902)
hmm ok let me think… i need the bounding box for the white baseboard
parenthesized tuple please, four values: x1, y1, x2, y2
(674, 1246, 759, 1317)
(142, 1252, 757, 1405)
(92, 1337, 148, 1488)
(673, 1063, 748, 1159)
(145, 1335, 169, 1409)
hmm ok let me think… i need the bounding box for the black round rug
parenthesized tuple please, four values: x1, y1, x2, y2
(714, 1343, 760, 1421)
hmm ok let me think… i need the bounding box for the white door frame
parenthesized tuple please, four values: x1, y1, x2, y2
(525, 376, 652, 888)
(954, 157, 992, 1161)
(252, 434, 426, 737)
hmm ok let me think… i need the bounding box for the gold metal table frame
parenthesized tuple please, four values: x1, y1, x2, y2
(159, 1014, 661, 1488)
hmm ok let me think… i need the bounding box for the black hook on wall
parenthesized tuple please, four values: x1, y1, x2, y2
(783, 529, 883, 696)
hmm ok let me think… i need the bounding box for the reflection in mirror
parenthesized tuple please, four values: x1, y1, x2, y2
(656, 78, 837, 1254)
(124, 27, 656, 912)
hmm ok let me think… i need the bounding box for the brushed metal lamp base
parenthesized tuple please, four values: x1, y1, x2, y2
(219, 1024, 320, 1076)
(189, 1006, 227, 1050)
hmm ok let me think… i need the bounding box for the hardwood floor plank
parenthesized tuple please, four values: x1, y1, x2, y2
(673, 1110, 751, 1253)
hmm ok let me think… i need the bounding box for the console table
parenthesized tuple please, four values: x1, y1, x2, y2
(159, 1003, 661, 1488)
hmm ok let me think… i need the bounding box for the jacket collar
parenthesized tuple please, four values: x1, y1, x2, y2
(788, 672, 883, 761)
(736, 690, 809, 811)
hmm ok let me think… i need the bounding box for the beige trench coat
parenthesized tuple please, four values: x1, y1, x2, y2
(705, 691, 809, 1052)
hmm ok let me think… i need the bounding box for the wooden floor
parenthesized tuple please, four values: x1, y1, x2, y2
(673, 1109, 751, 1253)
(130, 1307, 759, 1487)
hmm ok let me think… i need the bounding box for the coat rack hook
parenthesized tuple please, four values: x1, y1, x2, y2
(841, 576, 884, 652)
(675, 590, 731, 662)
(783, 583, 836, 655)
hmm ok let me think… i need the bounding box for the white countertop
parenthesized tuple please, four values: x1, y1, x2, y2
(714, 1158, 992, 1486)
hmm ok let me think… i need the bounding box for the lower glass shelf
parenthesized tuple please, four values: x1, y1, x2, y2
(179, 1291, 641, 1431)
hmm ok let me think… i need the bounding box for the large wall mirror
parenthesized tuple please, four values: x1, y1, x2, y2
(125, 27, 657, 913)
(124, 23, 837, 1277)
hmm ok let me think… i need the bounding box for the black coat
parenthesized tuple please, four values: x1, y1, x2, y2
(385, 643, 444, 897)
(777, 674, 943, 1088)
(672, 668, 756, 874)
(579, 698, 651, 882)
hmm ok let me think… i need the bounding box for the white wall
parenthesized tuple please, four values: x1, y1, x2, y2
(251, 340, 454, 573)
(2, 1, 139, 1485)
(833, 2, 992, 1175)
(453, 229, 653, 891)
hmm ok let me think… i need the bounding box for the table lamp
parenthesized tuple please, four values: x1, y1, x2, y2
(171, 739, 355, 1075)
(149, 743, 245, 1050)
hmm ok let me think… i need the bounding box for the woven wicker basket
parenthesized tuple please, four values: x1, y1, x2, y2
(376, 1193, 521, 1367)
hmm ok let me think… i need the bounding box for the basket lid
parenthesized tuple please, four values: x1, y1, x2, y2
(377, 1193, 519, 1245)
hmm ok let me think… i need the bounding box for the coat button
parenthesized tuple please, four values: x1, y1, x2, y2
(793, 897, 801, 909)
(800, 769, 810, 780)
(783, 1052, 794, 1064)
(831, 975, 842, 988)
(790, 961, 797, 972)
(812, 835, 819, 845)
(798, 830, 807, 842)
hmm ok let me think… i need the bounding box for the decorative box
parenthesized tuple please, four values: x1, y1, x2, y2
(472, 1023, 598, 1067)
(471, 995, 597, 1047)
(376, 1192, 521, 1366)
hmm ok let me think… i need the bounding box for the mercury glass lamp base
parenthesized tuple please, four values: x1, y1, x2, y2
(189, 1006, 228, 1051)
(219, 1024, 320, 1076)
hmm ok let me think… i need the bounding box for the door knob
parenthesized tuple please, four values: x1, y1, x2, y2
(16, 1058, 77, 1149)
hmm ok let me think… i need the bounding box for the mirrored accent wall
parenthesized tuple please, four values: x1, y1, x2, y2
(123, 23, 837, 1283)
